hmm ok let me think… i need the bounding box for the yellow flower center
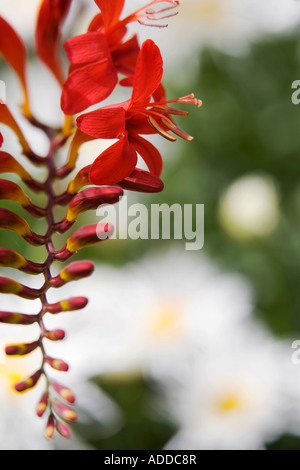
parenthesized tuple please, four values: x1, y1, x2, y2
(149, 302, 183, 338)
(216, 394, 242, 413)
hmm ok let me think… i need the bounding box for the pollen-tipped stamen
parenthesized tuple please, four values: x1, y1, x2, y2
(122, 0, 180, 28)
(161, 117, 194, 141)
(148, 115, 177, 142)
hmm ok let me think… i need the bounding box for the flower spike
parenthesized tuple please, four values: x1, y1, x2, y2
(0, 0, 201, 442)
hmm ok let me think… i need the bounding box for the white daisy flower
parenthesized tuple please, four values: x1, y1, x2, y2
(162, 320, 300, 450)
(53, 249, 253, 378)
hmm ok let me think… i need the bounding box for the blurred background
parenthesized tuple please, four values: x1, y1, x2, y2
(1, 0, 300, 450)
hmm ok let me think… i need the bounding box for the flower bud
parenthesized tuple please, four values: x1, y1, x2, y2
(0, 209, 46, 246)
(47, 296, 88, 314)
(44, 329, 65, 341)
(5, 340, 40, 356)
(36, 393, 49, 418)
(0, 276, 41, 299)
(0, 247, 44, 274)
(56, 421, 72, 438)
(14, 369, 42, 393)
(117, 168, 164, 193)
(45, 414, 55, 439)
(0, 311, 38, 325)
(66, 186, 123, 222)
(54, 224, 114, 260)
(50, 261, 94, 287)
(46, 356, 69, 372)
(53, 400, 77, 422)
(50, 381, 75, 404)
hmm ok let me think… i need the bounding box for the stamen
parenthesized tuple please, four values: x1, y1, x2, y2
(161, 118, 194, 141)
(123, 1, 180, 28)
(152, 94, 202, 108)
(152, 105, 189, 116)
(148, 115, 177, 142)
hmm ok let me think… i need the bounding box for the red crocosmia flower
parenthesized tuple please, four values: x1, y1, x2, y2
(77, 39, 202, 185)
(36, 0, 72, 85)
(61, 0, 180, 115)
(0, 17, 30, 116)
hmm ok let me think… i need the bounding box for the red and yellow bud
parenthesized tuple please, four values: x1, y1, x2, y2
(36, 393, 49, 418)
(47, 296, 88, 314)
(0, 208, 31, 237)
(0, 151, 44, 193)
(67, 165, 91, 195)
(55, 224, 114, 260)
(0, 209, 46, 245)
(46, 356, 69, 372)
(117, 168, 164, 193)
(0, 276, 41, 299)
(57, 130, 95, 178)
(53, 400, 77, 422)
(56, 421, 72, 438)
(45, 414, 55, 439)
(44, 329, 65, 341)
(0, 248, 27, 270)
(66, 187, 123, 223)
(14, 369, 42, 393)
(0, 248, 45, 274)
(5, 340, 40, 356)
(50, 381, 75, 404)
(50, 261, 94, 287)
(0, 151, 30, 180)
(0, 105, 31, 153)
(0, 179, 31, 206)
(0, 180, 46, 217)
(67, 224, 114, 252)
(0, 311, 38, 325)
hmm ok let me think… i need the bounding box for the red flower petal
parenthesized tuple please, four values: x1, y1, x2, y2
(77, 106, 125, 139)
(36, 0, 72, 85)
(61, 59, 118, 115)
(0, 17, 29, 114)
(111, 34, 140, 76)
(126, 115, 155, 135)
(88, 13, 104, 32)
(94, 0, 125, 29)
(129, 134, 163, 177)
(64, 31, 110, 66)
(131, 39, 163, 105)
(89, 134, 137, 185)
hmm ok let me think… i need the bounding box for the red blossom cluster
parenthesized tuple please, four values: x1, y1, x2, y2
(0, 0, 201, 440)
